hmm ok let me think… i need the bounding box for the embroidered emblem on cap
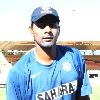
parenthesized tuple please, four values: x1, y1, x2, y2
(41, 6, 52, 14)
(62, 61, 72, 72)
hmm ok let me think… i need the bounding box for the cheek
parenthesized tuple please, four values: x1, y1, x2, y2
(33, 28, 42, 39)
(34, 34, 39, 40)
(34, 32, 42, 41)
(53, 30, 60, 37)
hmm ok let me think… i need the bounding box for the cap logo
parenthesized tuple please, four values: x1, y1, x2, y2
(41, 6, 52, 14)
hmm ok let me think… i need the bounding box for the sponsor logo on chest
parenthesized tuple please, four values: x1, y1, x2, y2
(36, 80, 77, 100)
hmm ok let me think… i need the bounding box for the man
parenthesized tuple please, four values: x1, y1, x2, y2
(6, 6, 92, 100)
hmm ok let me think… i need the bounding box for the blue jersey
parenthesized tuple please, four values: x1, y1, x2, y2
(6, 45, 92, 100)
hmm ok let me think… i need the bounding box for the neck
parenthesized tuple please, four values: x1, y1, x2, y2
(34, 45, 57, 65)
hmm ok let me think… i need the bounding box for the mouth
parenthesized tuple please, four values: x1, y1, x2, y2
(43, 37, 53, 41)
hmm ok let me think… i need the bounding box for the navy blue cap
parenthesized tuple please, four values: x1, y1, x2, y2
(31, 6, 60, 22)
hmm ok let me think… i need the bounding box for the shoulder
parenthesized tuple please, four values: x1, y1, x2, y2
(7, 50, 34, 81)
(9, 49, 34, 73)
(57, 45, 81, 55)
(57, 45, 84, 65)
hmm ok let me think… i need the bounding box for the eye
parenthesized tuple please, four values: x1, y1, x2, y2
(49, 23, 58, 28)
(35, 23, 58, 29)
(35, 23, 46, 29)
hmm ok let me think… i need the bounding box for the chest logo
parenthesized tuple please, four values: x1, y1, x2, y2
(31, 71, 42, 79)
(62, 61, 72, 72)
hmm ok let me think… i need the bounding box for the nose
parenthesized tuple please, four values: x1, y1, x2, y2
(44, 26, 51, 33)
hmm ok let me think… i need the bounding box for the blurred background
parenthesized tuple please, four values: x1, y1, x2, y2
(0, 0, 100, 100)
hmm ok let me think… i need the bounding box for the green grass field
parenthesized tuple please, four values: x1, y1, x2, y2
(0, 88, 6, 100)
(90, 85, 100, 100)
(0, 85, 100, 100)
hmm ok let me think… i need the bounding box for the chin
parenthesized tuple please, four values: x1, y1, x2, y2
(41, 43, 55, 48)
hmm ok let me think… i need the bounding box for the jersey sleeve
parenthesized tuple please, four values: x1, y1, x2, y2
(75, 49, 92, 96)
(6, 52, 33, 100)
(80, 64, 92, 96)
(6, 68, 22, 100)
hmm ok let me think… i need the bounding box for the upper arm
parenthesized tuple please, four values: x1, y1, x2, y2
(6, 69, 22, 100)
(79, 59, 92, 96)
(74, 49, 92, 98)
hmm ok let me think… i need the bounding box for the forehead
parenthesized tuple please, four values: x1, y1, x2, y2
(36, 15, 58, 23)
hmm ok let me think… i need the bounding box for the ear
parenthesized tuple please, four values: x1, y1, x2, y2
(58, 26, 60, 36)
(28, 26, 33, 33)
